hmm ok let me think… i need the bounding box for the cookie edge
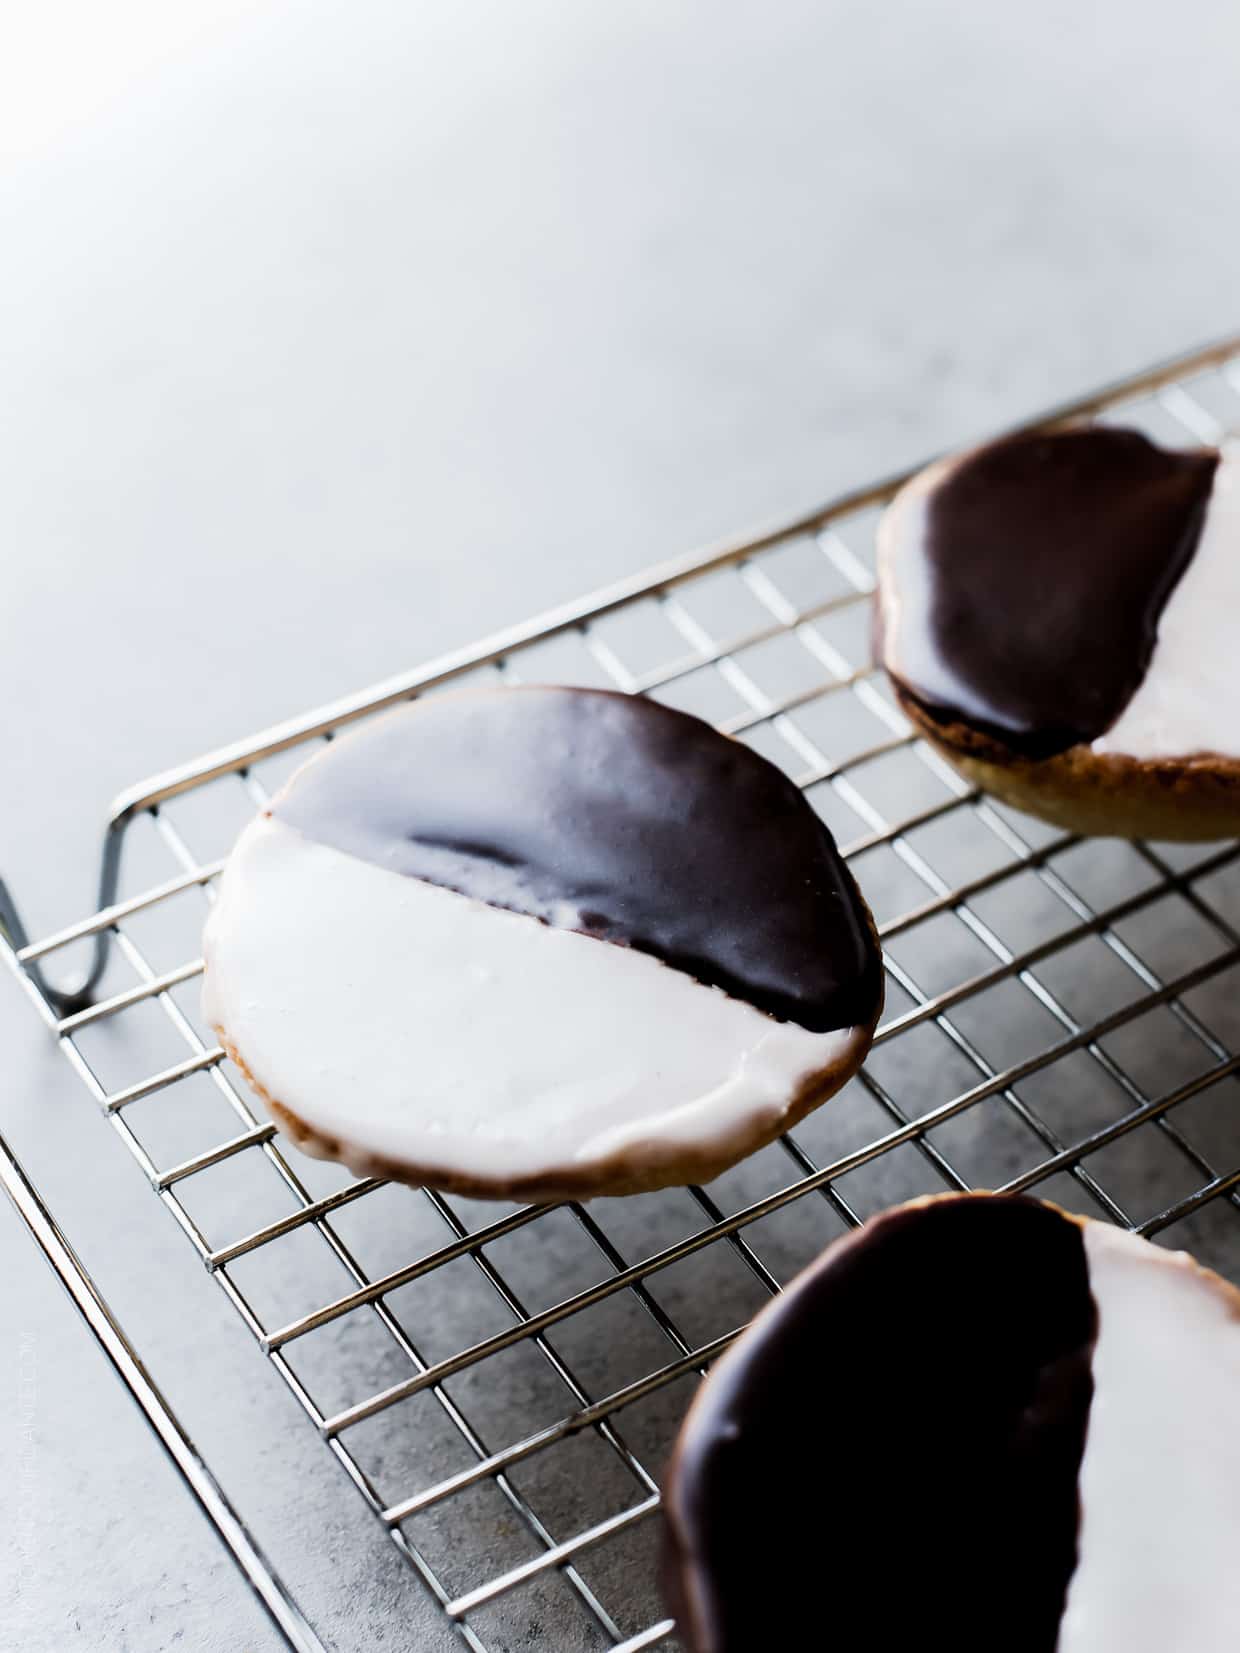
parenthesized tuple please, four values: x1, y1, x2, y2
(893, 687, 1240, 840)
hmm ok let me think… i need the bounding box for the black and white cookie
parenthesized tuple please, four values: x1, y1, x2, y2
(662, 1192, 1240, 1653)
(875, 427, 1240, 839)
(202, 687, 882, 1200)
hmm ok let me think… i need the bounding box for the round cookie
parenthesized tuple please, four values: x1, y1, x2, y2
(202, 686, 883, 1201)
(662, 1192, 1240, 1652)
(874, 426, 1240, 839)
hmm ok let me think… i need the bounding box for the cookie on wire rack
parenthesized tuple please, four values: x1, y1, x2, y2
(874, 425, 1240, 839)
(662, 1191, 1240, 1653)
(202, 686, 883, 1201)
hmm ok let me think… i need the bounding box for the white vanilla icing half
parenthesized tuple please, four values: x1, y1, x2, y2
(1094, 440, 1240, 761)
(1058, 1222, 1240, 1653)
(201, 814, 864, 1187)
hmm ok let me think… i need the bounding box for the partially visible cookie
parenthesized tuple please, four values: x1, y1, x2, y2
(202, 686, 883, 1201)
(874, 426, 1240, 839)
(662, 1192, 1240, 1652)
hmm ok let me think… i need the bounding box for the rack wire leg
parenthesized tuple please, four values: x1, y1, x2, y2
(0, 826, 125, 1015)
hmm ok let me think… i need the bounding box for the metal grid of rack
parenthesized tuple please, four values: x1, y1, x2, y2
(5, 336, 1240, 1652)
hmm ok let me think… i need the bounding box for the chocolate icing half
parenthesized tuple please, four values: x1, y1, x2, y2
(270, 686, 882, 1032)
(662, 1194, 1098, 1653)
(876, 428, 1219, 758)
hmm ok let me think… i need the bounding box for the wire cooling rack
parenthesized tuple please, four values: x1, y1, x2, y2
(5, 336, 1240, 1653)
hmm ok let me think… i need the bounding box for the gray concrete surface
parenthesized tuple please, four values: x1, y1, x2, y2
(3, 0, 1240, 1647)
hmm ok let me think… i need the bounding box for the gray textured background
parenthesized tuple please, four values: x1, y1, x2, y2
(2, 1, 1239, 1647)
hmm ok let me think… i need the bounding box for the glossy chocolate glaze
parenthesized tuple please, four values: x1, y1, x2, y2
(662, 1195, 1098, 1652)
(876, 428, 1219, 758)
(271, 686, 882, 1032)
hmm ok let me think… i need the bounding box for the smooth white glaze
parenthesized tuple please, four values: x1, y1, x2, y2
(201, 814, 864, 1187)
(1095, 440, 1240, 761)
(876, 461, 991, 729)
(1058, 1222, 1240, 1653)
